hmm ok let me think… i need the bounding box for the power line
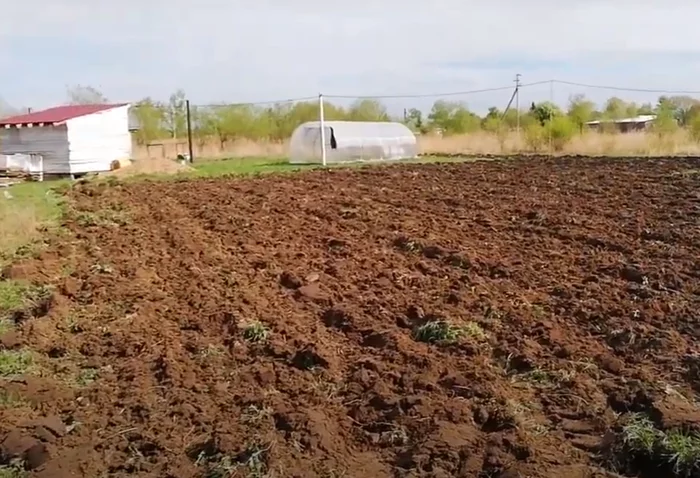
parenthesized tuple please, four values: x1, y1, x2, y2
(185, 79, 700, 109)
(552, 80, 700, 95)
(195, 96, 318, 108)
(324, 81, 551, 100)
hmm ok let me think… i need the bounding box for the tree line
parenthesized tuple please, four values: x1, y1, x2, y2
(32, 85, 700, 150)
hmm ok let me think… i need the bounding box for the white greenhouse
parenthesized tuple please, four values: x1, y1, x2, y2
(289, 121, 418, 164)
(0, 103, 133, 176)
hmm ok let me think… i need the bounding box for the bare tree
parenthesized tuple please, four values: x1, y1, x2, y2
(0, 97, 18, 118)
(66, 85, 108, 105)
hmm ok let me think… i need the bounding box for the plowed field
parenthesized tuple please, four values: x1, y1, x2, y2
(3, 156, 700, 478)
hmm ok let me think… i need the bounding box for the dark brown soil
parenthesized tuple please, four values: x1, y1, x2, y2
(3, 156, 700, 477)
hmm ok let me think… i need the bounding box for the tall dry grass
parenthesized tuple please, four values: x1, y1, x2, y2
(0, 182, 63, 264)
(132, 130, 700, 161)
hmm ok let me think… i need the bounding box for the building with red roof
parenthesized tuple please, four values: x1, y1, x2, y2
(0, 103, 133, 176)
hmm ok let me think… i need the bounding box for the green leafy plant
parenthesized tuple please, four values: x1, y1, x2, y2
(242, 321, 270, 343)
(412, 320, 486, 344)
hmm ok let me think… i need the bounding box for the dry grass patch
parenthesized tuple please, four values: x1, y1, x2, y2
(0, 182, 64, 265)
(133, 130, 700, 160)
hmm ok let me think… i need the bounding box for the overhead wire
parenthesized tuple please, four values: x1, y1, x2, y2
(550, 80, 700, 95)
(324, 81, 552, 99)
(189, 79, 700, 107)
(196, 96, 318, 108)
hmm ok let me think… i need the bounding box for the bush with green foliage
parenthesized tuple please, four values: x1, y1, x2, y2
(546, 116, 576, 151)
(524, 122, 547, 151)
(690, 115, 700, 143)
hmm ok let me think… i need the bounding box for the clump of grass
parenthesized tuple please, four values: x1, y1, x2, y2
(235, 444, 270, 478)
(240, 404, 272, 425)
(0, 281, 52, 320)
(513, 368, 555, 386)
(62, 316, 84, 334)
(412, 320, 487, 344)
(89, 263, 114, 274)
(463, 321, 488, 341)
(197, 443, 271, 478)
(663, 429, 700, 474)
(0, 181, 64, 266)
(199, 344, 225, 358)
(0, 389, 29, 409)
(74, 209, 129, 228)
(0, 350, 33, 378)
(413, 321, 463, 344)
(622, 414, 660, 454)
(379, 426, 409, 446)
(0, 459, 27, 478)
(196, 454, 236, 478)
(0, 281, 27, 315)
(617, 413, 700, 476)
(0, 318, 14, 335)
(242, 321, 270, 343)
(76, 367, 99, 386)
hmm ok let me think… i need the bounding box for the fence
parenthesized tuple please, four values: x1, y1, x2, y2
(128, 78, 700, 162)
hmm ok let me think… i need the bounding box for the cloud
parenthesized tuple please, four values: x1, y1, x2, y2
(2, 0, 700, 113)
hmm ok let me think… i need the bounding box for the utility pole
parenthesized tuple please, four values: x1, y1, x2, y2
(514, 73, 522, 139)
(185, 99, 194, 163)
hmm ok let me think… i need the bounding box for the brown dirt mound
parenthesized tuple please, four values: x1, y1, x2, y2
(2, 156, 700, 477)
(103, 157, 193, 177)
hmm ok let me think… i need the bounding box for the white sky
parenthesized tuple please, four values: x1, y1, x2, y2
(2, 0, 700, 114)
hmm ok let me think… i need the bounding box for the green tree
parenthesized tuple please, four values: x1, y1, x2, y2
(347, 99, 389, 121)
(131, 98, 166, 144)
(567, 94, 595, 133)
(524, 122, 546, 151)
(603, 97, 629, 120)
(546, 116, 576, 151)
(530, 101, 561, 126)
(654, 102, 679, 138)
(656, 95, 699, 126)
(482, 115, 502, 133)
(637, 103, 654, 115)
(428, 100, 480, 134)
(405, 108, 425, 132)
(164, 89, 187, 138)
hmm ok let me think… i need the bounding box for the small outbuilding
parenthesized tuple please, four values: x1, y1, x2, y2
(289, 121, 418, 164)
(585, 115, 657, 133)
(0, 103, 133, 176)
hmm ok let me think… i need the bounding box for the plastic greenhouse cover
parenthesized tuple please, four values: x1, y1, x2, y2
(293, 121, 416, 148)
(289, 121, 418, 164)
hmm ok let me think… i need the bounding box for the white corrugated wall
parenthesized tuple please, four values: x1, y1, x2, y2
(0, 125, 69, 173)
(66, 105, 132, 174)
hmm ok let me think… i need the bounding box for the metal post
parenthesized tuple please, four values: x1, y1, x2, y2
(185, 99, 194, 163)
(515, 73, 521, 140)
(548, 80, 554, 157)
(319, 94, 327, 167)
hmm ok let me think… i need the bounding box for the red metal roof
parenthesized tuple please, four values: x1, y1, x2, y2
(0, 103, 128, 127)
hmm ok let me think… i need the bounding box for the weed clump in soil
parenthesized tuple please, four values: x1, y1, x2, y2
(242, 321, 270, 343)
(0, 281, 52, 322)
(412, 320, 486, 344)
(610, 413, 700, 477)
(0, 349, 33, 378)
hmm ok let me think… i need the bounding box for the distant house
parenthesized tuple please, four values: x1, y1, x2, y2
(585, 115, 657, 133)
(0, 103, 134, 176)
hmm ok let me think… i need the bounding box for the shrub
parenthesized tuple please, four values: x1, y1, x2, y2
(524, 122, 546, 152)
(546, 116, 576, 151)
(654, 107, 679, 139)
(689, 115, 700, 143)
